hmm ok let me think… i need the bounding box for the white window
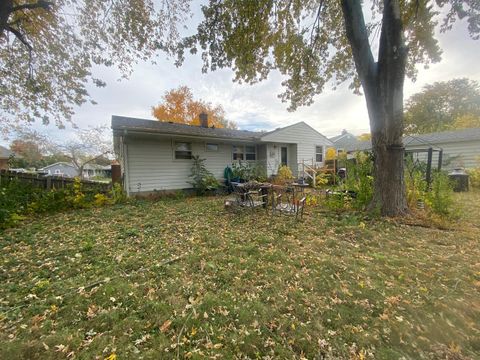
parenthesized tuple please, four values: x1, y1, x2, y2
(55, 169, 61, 174)
(175, 142, 192, 159)
(206, 143, 219, 152)
(337, 148, 345, 155)
(232, 145, 244, 160)
(315, 146, 323, 162)
(245, 145, 256, 160)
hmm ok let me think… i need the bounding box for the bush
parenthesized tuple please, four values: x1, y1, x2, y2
(189, 155, 220, 195)
(231, 161, 267, 182)
(425, 172, 454, 216)
(467, 167, 480, 189)
(111, 183, 127, 203)
(405, 158, 427, 209)
(315, 172, 330, 187)
(343, 152, 374, 210)
(0, 177, 116, 229)
(275, 165, 294, 185)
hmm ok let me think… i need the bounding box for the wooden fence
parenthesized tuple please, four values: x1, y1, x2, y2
(0, 170, 111, 193)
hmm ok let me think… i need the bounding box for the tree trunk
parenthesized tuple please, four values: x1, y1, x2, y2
(366, 97, 408, 216)
(342, 0, 408, 216)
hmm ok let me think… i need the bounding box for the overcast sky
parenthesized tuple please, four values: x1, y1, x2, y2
(9, 4, 480, 145)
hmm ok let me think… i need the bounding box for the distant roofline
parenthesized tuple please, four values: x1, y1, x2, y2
(39, 162, 76, 170)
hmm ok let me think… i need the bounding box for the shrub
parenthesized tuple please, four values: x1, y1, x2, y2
(0, 176, 116, 229)
(315, 173, 329, 187)
(94, 193, 110, 206)
(343, 152, 374, 210)
(231, 161, 267, 182)
(111, 183, 127, 204)
(275, 165, 294, 185)
(405, 158, 427, 209)
(467, 167, 480, 189)
(425, 172, 454, 216)
(189, 155, 220, 195)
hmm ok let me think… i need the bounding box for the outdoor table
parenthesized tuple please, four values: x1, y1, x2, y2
(234, 182, 272, 208)
(291, 182, 309, 194)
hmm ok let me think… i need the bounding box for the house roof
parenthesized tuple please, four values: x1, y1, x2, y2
(83, 164, 111, 170)
(39, 162, 76, 170)
(329, 131, 360, 150)
(405, 128, 480, 145)
(0, 145, 12, 159)
(260, 121, 333, 144)
(329, 130, 356, 143)
(347, 128, 480, 152)
(112, 115, 261, 141)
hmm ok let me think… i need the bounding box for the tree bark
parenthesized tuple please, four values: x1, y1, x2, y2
(341, 0, 408, 216)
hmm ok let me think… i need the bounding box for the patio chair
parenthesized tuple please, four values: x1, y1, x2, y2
(225, 183, 268, 210)
(272, 188, 306, 220)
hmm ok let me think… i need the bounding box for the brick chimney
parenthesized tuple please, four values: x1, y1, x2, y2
(199, 112, 208, 128)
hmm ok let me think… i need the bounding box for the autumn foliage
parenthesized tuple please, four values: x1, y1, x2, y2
(151, 86, 237, 129)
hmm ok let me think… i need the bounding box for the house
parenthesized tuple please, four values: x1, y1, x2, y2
(0, 145, 13, 170)
(39, 162, 79, 177)
(345, 128, 480, 170)
(83, 164, 112, 179)
(404, 129, 480, 169)
(112, 115, 333, 195)
(329, 129, 360, 154)
(39, 162, 112, 178)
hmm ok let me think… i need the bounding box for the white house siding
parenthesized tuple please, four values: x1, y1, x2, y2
(411, 140, 480, 170)
(264, 143, 298, 177)
(42, 163, 79, 177)
(124, 137, 258, 193)
(260, 122, 333, 169)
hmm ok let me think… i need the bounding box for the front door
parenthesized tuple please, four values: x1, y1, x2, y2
(281, 147, 288, 166)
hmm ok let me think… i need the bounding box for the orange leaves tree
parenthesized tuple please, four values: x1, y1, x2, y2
(152, 86, 237, 129)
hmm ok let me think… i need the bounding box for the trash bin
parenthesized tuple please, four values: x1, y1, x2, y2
(448, 168, 469, 192)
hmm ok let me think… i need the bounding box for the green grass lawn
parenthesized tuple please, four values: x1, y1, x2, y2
(1, 192, 479, 359)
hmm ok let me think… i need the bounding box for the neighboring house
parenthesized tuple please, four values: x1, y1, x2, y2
(329, 129, 360, 154)
(39, 162, 112, 178)
(0, 145, 13, 170)
(39, 162, 79, 177)
(348, 128, 480, 170)
(112, 115, 333, 195)
(83, 164, 111, 179)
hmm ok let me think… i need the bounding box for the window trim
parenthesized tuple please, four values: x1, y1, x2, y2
(232, 144, 257, 161)
(232, 145, 244, 161)
(205, 142, 219, 152)
(174, 141, 193, 160)
(245, 145, 256, 161)
(315, 145, 324, 163)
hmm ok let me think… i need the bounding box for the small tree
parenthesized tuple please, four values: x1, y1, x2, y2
(152, 86, 237, 129)
(188, 155, 219, 195)
(57, 126, 112, 179)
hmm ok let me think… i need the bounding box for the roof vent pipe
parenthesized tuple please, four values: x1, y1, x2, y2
(199, 112, 208, 128)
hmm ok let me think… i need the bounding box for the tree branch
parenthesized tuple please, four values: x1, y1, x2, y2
(81, 151, 111, 167)
(11, 0, 53, 13)
(340, 0, 376, 85)
(6, 25, 32, 50)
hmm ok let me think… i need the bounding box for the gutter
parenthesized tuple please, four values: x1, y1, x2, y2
(112, 128, 262, 143)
